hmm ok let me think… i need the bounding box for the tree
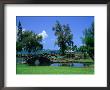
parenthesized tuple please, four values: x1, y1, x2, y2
(82, 22, 94, 60)
(78, 46, 89, 59)
(79, 46, 87, 52)
(16, 21, 23, 52)
(16, 21, 43, 53)
(53, 21, 73, 55)
(16, 41, 23, 52)
(72, 45, 77, 52)
(22, 31, 43, 53)
(17, 21, 22, 42)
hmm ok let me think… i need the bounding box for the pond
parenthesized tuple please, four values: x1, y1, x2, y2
(38, 60, 93, 67)
(45, 62, 93, 67)
(16, 57, 93, 68)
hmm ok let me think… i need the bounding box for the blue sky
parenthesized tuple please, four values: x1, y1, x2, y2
(16, 16, 94, 50)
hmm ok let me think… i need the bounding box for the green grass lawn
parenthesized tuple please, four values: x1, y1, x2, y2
(16, 64, 94, 74)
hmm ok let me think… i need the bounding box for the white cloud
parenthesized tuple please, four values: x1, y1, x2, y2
(22, 28, 25, 31)
(38, 30, 48, 39)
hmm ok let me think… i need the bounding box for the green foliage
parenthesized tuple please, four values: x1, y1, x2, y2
(17, 21, 23, 42)
(76, 46, 90, 59)
(22, 31, 43, 53)
(16, 21, 43, 53)
(16, 21, 23, 52)
(71, 45, 77, 52)
(16, 41, 23, 52)
(53, 21, 73, 55)
(82, 22, 94, 60)
(79, 46, 87, 52)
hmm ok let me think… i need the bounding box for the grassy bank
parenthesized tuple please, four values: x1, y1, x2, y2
(16, 64, 94, 74)
(73, 59, 94, 63)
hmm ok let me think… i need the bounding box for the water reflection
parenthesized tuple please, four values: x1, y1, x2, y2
(50, 63, 93, 67)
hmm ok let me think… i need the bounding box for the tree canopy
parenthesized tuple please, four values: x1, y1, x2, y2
(16, 21, 43, 53)
(82, 22, 94, 60)
(52, 21, 73, 55)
